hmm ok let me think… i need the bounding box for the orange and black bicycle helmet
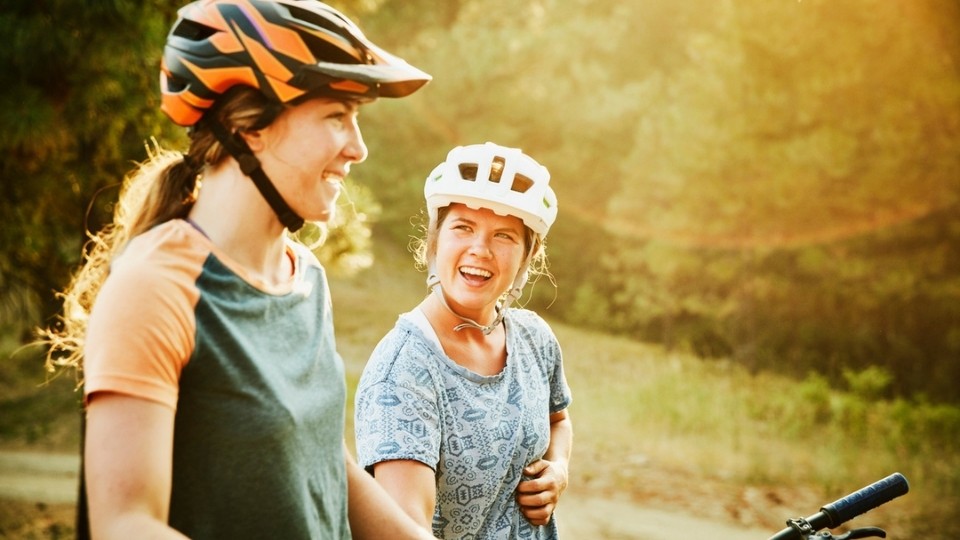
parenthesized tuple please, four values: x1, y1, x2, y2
(161, 0, 431, 127)
(159, 0, 430, 231)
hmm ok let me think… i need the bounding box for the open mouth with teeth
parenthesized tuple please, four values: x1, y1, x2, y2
(322, 172, 344, 184)
(460, 266, 492, 284)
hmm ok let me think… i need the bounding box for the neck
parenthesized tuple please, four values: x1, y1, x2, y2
(188, 161, 291, 286)
(421, 292, 500, 340)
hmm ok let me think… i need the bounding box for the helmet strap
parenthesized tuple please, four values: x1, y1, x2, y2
(201, 117, 305, 232)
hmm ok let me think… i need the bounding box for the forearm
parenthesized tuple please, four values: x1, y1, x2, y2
(516, 411, 574, 525)
(545, 412, 573, 471)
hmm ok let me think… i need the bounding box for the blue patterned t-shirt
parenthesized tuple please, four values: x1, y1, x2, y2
(354, 307, 571, 539)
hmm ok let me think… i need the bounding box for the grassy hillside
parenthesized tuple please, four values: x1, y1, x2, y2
(332, 241, 959, 538)
(1, 240, 957, 538)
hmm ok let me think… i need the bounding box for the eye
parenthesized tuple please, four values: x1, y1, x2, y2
(326, 104, 359, 124)
(327, 110, 348, 123)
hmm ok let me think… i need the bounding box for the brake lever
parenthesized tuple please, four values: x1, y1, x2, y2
(834, 527, 887, 540)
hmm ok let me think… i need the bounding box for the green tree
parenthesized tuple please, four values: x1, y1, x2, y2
(4, 0, 959, 403)
(611, 0, 960, 245)
(0, 0, 387, 341)
(0, 1, 182, 337)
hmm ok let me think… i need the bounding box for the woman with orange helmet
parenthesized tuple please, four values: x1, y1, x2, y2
(42, 1, 434, 538)
(354, 143, 573, 539)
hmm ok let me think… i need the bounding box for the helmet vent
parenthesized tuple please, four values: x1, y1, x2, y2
(511, 174, 534, 193)
(459, 163, 478, 181)
(165, 77, 188, 92)
(489, 156, 505, 183)
(286, 4, 364, 64)
(172, 19, 217, 41)
(286, 4, 347, 35)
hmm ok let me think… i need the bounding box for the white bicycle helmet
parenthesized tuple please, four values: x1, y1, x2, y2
(423, 142, 558, 334)
(424, 142, 557, 236)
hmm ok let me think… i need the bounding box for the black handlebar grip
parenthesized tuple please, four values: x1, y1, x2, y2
(820, 472, 910, 528)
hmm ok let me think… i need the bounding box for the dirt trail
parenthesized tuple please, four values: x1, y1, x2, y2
(556, 488, 771, 539)
(0, 450, 772, 539)
(0, 451, 79, 505)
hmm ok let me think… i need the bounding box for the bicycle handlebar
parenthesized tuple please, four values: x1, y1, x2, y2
(768, 472, 909, 540)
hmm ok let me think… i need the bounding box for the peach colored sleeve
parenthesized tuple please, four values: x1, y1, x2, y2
(84, 231, 202, 411)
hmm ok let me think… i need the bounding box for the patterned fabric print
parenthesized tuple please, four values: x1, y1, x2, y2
(355, 309, 571, 539)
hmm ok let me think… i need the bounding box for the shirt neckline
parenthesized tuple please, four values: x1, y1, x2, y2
(399, 309, 512, 383)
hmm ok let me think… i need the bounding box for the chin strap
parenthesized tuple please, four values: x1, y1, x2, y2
(426, 263, 529, 335)
(201, 117, 305, 232)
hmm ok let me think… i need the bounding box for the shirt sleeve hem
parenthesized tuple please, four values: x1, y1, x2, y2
(549, 397, 572, 414)
(359, 454, 438, 473)
(84, 374, 178, 411)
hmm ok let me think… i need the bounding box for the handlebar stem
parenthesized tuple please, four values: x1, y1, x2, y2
(786, 517, 817, 536)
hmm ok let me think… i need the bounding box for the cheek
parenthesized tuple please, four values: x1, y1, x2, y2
(282, 126, 334, 162)
(436, 239, 464, 265)
(496, 246, 525, 273)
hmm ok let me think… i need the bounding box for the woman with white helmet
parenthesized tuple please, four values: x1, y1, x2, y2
(41, 1, 435, 538)
(355, 142, 574, 539)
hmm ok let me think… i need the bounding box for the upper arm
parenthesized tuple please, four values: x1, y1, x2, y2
(85, 393, 183, 539)
(354, 348, 443, 472)
(84, 246, 199, 409)
(371, 459, 437, 529)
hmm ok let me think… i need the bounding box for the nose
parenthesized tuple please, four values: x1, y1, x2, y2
(467, 236, 493, 259)
(344, 117, 368, 164)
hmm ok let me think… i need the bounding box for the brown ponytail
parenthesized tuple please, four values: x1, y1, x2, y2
(40, 87, 277, 377)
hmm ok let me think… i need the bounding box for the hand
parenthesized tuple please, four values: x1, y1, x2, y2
(515, 459, 569, 526)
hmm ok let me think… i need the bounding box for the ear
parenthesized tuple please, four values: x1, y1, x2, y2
(237, 129, 266, 152)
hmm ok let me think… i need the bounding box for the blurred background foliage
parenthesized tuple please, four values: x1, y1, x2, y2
(1, 0, 958, 403)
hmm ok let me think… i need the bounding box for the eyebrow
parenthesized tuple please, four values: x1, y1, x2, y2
(449, 215, 522, 236)
(343, 98, 373, 110)
(336, 101, 361, 114)
(322, 98, 369, 113)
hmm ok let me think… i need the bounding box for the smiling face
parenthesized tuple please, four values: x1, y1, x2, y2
(248, 97, 369, 223)
(433, 203, 528, 322)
